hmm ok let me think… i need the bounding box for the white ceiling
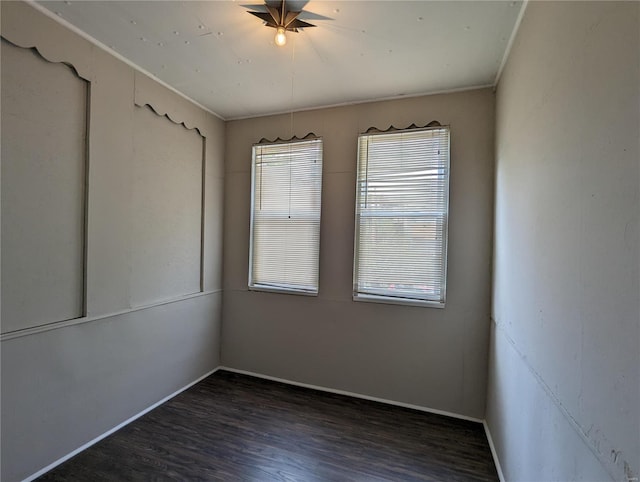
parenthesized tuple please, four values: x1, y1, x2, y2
(35, 0, 524, 120)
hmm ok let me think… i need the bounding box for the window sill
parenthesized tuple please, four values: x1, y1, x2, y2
(353, 293, 445, 309)
(249, 284, 318, 297)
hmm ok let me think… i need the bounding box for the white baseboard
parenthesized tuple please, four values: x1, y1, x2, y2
(23, 366, 222, 482)
(25, 366, 491, 482)
(220, 366, 483, 423)
(483, 420, 506, 482)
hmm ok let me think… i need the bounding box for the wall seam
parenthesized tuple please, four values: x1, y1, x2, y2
(493, 0, 529, 87)
(491, 317, 618, 481)
(0, 290, 222, 342)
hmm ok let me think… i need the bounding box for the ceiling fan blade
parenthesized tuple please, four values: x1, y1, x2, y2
(248, 11, 278, 27)
(283, 10, 300, 28)
(266, 0, 308, 11)
(265, 5, 282, 24)
(249, 1, 317, 32)
(287, 18, 316, 29)
(296, 11, 332, 22)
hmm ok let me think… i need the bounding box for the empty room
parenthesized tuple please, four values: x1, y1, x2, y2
(1, 1, 638, 481)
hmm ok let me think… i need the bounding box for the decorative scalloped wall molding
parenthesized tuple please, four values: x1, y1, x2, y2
(0, 35, 210, 139)
(256, 133, 319, 144)
(1, 36, 89, 81)
(133, 71, 215, 137)
(363, 120, 442, 134)
(137, 103, 205, 137)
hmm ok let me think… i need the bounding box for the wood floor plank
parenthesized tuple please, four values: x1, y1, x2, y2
(38, 370, 499, 481)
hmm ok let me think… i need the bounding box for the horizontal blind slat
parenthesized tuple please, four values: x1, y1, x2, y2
(354, 128, 450, 304)
(250, 139, 323, 293)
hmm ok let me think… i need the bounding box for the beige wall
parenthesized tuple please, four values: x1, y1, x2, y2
(223, 88, 495, 419)
(488, 2, 639, 480)
(0, 3, 225, 481)
(2, 38, 87, 332)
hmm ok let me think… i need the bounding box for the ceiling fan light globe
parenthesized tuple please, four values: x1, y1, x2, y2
(275, 27, 287, 46)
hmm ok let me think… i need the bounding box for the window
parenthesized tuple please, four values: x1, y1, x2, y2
(249, 138, 323, 295)
(353, 126, 450, 307)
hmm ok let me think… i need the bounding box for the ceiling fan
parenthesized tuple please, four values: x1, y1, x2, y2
(247, 0, 316, 46)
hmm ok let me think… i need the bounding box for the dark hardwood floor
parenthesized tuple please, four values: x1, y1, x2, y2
(38, 370, 499, 481)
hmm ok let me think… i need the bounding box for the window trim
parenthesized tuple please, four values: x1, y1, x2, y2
(248, 137, 323, 296)
(352, 125, 450, 308)
(352, 292, 446, 309)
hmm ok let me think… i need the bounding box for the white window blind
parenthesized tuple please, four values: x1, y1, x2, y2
(249, 138, 323, 295)
(353, 127, 450, 307)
